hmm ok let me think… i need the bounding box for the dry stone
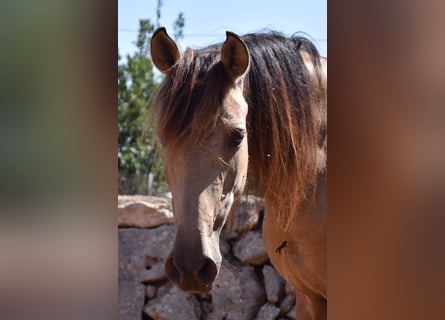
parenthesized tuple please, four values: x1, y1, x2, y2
(139, 261, 166, 283)
(279, 294, 295, 316)
(143, 283, 201, 320)
(201, 300, 213, 319)
(118, 225, 175, 276)
(287, 305, 296, 319)
(285, 281, 295, 295)
(224, 195, 264, 239)
(118, 225, 175, 319)
(233, 230, 269, 265)
(256, 303, 281, 320)
(118, 195, 173, 228)
(208, 259, 265, 320)
(118, 277, 145, 320)
(219, 236, 230, 256)
(145, 284, 157, 299)
(263, 264, 285, 304)
(118, 196, 301, 320)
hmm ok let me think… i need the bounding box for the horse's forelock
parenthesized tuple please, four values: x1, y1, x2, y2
(151, 47, 233, 148)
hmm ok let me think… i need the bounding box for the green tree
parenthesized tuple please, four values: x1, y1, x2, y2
(118, 5, 185, 195)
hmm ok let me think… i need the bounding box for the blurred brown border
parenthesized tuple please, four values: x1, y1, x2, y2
(0, 0, 118, 319)
(329, 1, 445, 319)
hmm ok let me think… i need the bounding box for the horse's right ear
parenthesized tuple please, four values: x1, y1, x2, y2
(150, 27, 181, 74)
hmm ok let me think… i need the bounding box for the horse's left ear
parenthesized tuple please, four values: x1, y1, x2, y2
(221, 31, 250, 80)
(150, 27, 181, 74)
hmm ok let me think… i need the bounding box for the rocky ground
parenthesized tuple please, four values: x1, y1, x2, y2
(118, 195, 297, 320)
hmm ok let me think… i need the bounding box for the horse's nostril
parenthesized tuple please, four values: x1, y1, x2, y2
(165, 256, 181, 283)
(197, 257, 218, 285)
(165, 255, 218, 292)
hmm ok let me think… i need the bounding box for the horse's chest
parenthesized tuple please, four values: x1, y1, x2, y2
(262, 214, 326, 297)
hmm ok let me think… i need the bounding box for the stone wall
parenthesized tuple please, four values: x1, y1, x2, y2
(118, 195, 296, 320)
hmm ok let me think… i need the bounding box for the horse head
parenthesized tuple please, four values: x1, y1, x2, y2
(150, 28, 250, 293)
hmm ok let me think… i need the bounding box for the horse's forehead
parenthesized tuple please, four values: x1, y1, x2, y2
(221, 85, 248, 123)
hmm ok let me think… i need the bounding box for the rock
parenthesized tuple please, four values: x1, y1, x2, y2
(256, 303, 281, 320)
(287, 305, 296, 319)
(118, 277, 145, 320)
(285, 281, 295, 295)
(143, 283, 201, 320)
(118, 226, 175, 319)
(279, 294, 295, 316)
(117, 196, 306, 320)
(140, 261, 166, 283)
(263, 264, 285, 304)
(224, 195, 264, 239)
(219, 237, 231, 256)
(118, 225, 175, 278)
(208, 259, 265, 320)
(233, 230, 269, 265)
(145, 284, 157, 299)
(118, 195, 173, 228)
(201, 301, 213, 319)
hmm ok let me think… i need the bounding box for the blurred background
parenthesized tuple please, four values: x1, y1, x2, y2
(0, 1, 117, 319)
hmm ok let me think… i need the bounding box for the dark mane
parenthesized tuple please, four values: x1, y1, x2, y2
(151, 31, 326, 228)
(242, 32, 326, 228)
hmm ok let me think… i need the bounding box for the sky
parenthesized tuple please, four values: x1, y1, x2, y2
(118, 0, 327, 58)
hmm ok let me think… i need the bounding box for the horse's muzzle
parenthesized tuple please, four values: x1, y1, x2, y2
(164, 254, 218, 293)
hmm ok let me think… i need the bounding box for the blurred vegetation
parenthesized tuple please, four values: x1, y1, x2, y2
(118, 1, 184, 195)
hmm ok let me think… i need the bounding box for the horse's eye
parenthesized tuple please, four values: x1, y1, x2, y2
(228, 128, 246, 147)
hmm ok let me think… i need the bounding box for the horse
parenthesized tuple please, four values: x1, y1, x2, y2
(150, 27, 327, 320)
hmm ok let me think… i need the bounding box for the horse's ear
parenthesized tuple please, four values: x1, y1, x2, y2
(150, 27, 181, 74)
(221, 31, 250, 80)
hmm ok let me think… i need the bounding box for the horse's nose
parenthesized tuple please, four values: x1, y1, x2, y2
(165, 255, 218, 293)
